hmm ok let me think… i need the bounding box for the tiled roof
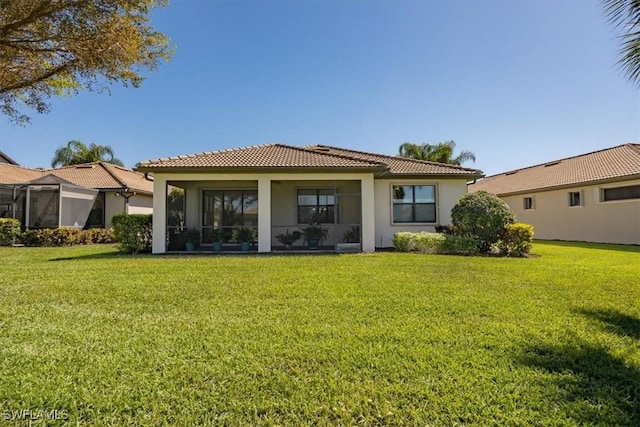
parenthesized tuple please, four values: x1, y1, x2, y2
(50, 162, 153, 194)
(0, 163, 43, 184)
(304, 145, 484, 177)
(136, 143, 386, 171)
(0, 151, 18, 165)
(0, 162, 153, 194)
(136, 143, 484, 178)
(470, 143, 640, 196)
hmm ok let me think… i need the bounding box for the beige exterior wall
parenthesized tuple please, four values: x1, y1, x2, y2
(104, 191, 153, 228)
(373, 178, 469, 248)
(152, 172, 471, 252)
(154, 172, 376, 253)
(501, 178, 640, 245)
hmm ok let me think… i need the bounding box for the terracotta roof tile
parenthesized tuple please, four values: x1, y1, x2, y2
(0, 162, 153, 194)
(136, 144, 386, 170)
(470, 143, 640, 195)
(305, 145, 484, 177)
(137, 143, 483, 178)
(0, 163, 43, 184)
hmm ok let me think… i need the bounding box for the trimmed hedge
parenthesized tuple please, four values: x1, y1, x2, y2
(21, 227, 115, 247)
(111, 213, 153, 254)
(0, 218, 21, 246)
(497, 223, 535, 257)
(393, 232, 478, 255)
(0, 218, 114, 247)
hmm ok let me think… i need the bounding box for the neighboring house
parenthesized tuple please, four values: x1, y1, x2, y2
(0, 150, 19, 165)
(135, 143, 483, 253)
(0, 160, 153, 229)
(469, 143, 640, 245)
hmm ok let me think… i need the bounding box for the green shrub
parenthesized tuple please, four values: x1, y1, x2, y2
(111, 214, 153, 254)
(392, 232, 414, 252)
(0, 218, 21, 246)
(78, 228, 115, 244)
(393, 232, 474, 255)
(411, 232, 446, 254)
(498, 223, 535, 257)
(21, 229, 55, 247)
(451, 191, 516, 253)
(441, 234, 479, 255)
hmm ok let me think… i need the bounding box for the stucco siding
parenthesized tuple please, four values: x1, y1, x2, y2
(374, 178, 469, 248)
(501, 178, 640, 245)
(104, 191, 153, 227)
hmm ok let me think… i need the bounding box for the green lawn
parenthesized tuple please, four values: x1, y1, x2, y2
(0, 242, 639, 426)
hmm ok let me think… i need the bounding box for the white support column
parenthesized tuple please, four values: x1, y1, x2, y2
(361, 174, 376, 252)
(257, 177, 272, 253)
(152, 175, 167, 254)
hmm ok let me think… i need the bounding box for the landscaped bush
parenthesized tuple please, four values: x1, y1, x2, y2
(440, 234, 479, 255)
(393, 231, 478, 255)
(0, 218, 21, 246)
(77, 228, 115, 244)
(111, 213, 153, 254)
(497, 223, 535, 257)
(451, 191, 516, 253)
(410, 232, 446, 253)
(20, 228, 115, 247)
(392, 232, 414, 252)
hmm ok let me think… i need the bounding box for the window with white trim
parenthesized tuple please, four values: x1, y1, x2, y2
(568, 191, 581, 207)
(392, 185, 436, 223)
(601, 185, 640, 202)
(523, 197, 534, 210)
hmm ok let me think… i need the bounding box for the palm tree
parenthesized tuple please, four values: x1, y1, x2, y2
(398, 141, 476, 166)
(603, 0, 640, 87)
(51, 140, 124, 168)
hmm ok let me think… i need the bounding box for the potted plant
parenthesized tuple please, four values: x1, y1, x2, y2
(275, 229, 301, 248)
(342, 225, 360, 243)
(301, 224, 328, 250)
(232, 227, 255, 251)
(210, 228, 223, 252)
(182, 228, 200, 251)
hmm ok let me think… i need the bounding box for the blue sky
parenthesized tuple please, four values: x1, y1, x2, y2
(1, 0, 638, 176)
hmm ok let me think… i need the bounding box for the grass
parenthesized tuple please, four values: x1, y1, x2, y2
(0, 241, 639, 425)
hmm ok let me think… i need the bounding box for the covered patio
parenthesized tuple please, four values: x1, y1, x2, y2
(154, 173, 375, 253)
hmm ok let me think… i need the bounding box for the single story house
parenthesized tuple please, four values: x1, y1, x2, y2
(469, 143, 640, 245)
(0, 158, 153, 229)
(135, 143, 483, 253)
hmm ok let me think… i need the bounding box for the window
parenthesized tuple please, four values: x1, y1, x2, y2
(568, 191, 581, 207)
(392, 185, 436, 223)
(601, 185, 640, 202)
(297, 189, 334, 224)
(523, 197, 534, 210)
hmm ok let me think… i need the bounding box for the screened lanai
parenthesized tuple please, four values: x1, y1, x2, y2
(11, 175, 99, 229)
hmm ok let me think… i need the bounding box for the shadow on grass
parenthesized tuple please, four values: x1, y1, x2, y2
(534, 239, 640, 253)
(516, 338, 639, 425)
(48, 251, 134, 261)
(578, 308, 640, 340)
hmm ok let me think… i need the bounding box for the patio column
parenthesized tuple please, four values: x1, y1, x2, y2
(152, 175, 167, 254)
(361, 174, 376, 252)
(257, 177, 271, 252)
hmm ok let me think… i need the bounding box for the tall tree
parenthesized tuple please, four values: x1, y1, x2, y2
(398, 141, 476, 166)
(51, 140, 124, 167)
(0, 0, 173, 124)
(603, 0, 640, 86)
